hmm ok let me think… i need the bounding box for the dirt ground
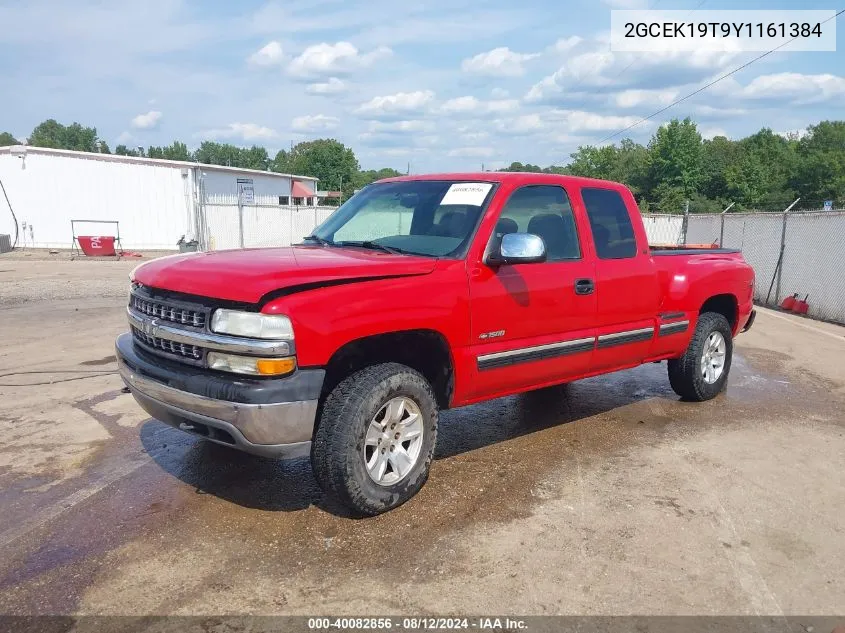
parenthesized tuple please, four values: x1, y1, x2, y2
(0, 254, 844, 620)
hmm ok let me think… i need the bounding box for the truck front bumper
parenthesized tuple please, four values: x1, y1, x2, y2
(115, 333, 324, 458)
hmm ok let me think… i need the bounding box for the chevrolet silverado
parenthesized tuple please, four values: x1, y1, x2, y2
(116, 173, 756, 515)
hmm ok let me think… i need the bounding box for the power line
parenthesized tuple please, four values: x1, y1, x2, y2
(597, 8, 845, 145)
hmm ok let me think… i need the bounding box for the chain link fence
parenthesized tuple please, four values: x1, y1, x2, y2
(642, 209, 845, 324)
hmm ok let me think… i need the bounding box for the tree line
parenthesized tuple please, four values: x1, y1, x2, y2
(500, 118, 845, 212)
(2, 117, 843, 212)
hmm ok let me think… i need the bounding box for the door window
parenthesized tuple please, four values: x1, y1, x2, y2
(581, 188, 637, 259)
(496, 185, 581, 261)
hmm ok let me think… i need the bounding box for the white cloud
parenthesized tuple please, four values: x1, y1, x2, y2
(291, 114, 340, 132)
(202, 122, 278, 141)
(738, 73, 845, 104)
(439, 96, 519, 116)
(447, 146, 496, 158)
(491, 87, 509, 99)
(116, 131, 134, 144)
(248, 41, 284, 67)
(130, 110, 162, 130)
(526, 46, 740, 103)
(366, 120, 435, 133)
(305, 77, 347, 95)
(494, 114, 546, 134)
(491, 109, 645, 137)
(551, 109, 643, 131)
(354, 90, 435, 119)
(700, 127, 729, 140)
(694, 104, 747, 118)
(461, 47, 539, 77)
(548, 36, 583, 53)
(613, 88, 679, 109)
(600, 0, 649, 7)
(287, 41, 391, 78)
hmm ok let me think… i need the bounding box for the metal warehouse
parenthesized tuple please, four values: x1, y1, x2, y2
(0, 145, 319, 251)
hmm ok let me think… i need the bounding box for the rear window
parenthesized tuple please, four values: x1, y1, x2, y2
(581, 188, 637, 259)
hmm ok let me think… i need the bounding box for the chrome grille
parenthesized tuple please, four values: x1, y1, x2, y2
(130, 295, 206, 328)
(131, 326, 203, 361)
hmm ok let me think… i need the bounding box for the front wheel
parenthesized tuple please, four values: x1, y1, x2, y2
(668, 312, 733, 401)
(311, 363, 439, 516)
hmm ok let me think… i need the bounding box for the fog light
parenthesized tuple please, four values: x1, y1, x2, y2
(207, 352, 296, 376)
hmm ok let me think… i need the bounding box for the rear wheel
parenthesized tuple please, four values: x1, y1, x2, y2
(311, 363, 438, 516)
(668, 312, 733, 401)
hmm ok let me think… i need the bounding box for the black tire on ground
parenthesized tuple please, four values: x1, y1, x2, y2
(668, 311, 733, 401)
(311, 362, 439, 516)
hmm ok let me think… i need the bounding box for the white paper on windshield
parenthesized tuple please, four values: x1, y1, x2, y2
(440, 182, 492, 206)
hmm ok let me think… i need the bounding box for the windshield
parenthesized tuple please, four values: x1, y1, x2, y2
(309, 180, 496, 257)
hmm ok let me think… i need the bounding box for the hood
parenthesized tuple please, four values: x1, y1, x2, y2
(132, 246, 439, 304)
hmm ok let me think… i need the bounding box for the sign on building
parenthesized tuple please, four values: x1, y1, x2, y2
(237, 178, 255, 205)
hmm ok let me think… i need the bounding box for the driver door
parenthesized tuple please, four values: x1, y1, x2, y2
(467, 184, 597, 399)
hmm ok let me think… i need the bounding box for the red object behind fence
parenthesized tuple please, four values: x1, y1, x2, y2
(779, 293, 798, 310)
(77, 235, 117, 257)
(793, 295, 810, 315)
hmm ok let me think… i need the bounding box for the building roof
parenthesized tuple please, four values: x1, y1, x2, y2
(0, 145, 319, 181)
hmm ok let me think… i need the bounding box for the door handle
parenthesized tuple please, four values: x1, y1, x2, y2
(574, 278, 595, 295)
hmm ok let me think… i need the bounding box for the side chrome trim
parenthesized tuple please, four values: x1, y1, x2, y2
(477, 336, 595, 371)
(596, 327, 654, 349)
(659, 311, 686, 321)
(658, 320, 690, 337)
(127, 307, 292, 356)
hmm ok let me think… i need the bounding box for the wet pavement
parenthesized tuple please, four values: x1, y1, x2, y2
(1, 258, 844, 616)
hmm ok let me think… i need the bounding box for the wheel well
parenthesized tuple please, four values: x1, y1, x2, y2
(700, 294, 738, 331)
(322, 330, 454, 409)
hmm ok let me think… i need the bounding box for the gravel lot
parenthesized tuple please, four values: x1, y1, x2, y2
(1, 253, 844, 624)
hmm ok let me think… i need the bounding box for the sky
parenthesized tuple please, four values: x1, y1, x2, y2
(1, 0, 843, 172)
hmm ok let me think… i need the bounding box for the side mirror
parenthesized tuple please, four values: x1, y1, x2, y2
(487, 232, 546, 266)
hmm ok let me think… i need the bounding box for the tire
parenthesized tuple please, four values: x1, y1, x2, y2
(311, 362, 439, 516)
(668, 312, 733, 401)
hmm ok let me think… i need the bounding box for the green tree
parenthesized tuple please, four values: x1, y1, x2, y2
(29, 119, 99, 152)
(792, 121, 845, 207)
(647, 118, 703, 211)
(565, 145, 618, 179)
(0, 132, 18, 146)
(286, 139, 360, 197)
(498, 161, 543, 172)
(148, 141, 191, 161)
(114, 144, 136, 156)
(700, 136, 740, 204)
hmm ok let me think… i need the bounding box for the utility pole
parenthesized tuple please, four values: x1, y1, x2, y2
(338, 174, 343, 205)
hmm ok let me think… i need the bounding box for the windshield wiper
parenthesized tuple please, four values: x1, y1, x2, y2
(336, 240, 406, 255)
(302, 235, 334, 246)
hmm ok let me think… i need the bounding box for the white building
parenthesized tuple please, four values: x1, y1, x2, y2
(0, 145, 319, 250)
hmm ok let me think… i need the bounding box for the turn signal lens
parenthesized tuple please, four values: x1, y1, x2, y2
(207, 352, 296, 376)
(256, 358, 297, 376)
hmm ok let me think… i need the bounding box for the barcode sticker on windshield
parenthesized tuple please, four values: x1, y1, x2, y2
(440, 182, 492, 206)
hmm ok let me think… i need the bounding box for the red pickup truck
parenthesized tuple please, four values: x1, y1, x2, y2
(116, 172, 755, 515)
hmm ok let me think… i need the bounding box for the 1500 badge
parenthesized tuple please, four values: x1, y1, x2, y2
(479, 330, 505, 340)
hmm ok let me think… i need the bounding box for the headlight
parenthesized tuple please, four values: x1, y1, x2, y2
(210, 309, 294, 340)
(207, 352, 296, 376)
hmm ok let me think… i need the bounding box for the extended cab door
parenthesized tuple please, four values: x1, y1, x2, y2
(467, 184, 597, 399)
(578, 186, 661, 370)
